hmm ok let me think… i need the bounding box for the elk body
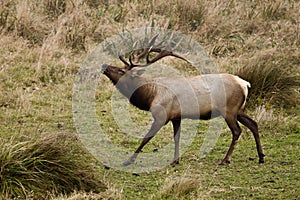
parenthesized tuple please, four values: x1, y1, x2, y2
(101, 36, 265, 166)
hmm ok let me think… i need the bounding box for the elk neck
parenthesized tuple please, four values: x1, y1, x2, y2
(110, 72, 157, 111)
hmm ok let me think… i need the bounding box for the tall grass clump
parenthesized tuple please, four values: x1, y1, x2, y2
(43, 0, 66, 18)
(236, 50, 300, 108)
(176, 0, 206, 31)
(0, 0, 16, 32)
(261, 1, 287, 21)
(0, 132, 106, 199)
(156, 176, 204, 199)
(154, 0, 206, 31)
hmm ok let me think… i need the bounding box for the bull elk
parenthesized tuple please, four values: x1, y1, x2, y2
(101, 35, 265, 166)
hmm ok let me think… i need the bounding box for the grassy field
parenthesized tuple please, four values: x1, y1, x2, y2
(0, 0, 299, 199)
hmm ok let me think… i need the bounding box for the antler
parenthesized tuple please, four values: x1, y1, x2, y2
(119, 34, 189, 69)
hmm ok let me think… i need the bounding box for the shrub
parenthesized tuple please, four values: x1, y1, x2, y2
(0, 132, 106, 199)
(236, 50, 300, 108)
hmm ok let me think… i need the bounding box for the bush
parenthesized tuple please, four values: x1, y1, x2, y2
(236, 50, 300, 108)
(0, 132, 106, 199)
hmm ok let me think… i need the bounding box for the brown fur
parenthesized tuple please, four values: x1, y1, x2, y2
(129, 84, 157, 111)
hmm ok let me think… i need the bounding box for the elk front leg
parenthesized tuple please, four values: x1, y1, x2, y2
(123, 112, 166, 166)
(171, 119, 181, 166)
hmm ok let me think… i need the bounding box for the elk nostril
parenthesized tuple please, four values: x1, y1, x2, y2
(102, 64, 108, 68)
(101, 64, 108, 72)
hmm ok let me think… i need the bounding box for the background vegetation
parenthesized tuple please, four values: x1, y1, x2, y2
(0, 0, 299, 199)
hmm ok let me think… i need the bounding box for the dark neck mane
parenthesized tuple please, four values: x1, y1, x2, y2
(129, 83, 157, 111)
(114, 76, 157, 111)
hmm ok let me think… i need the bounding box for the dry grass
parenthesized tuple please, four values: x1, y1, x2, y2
(236, 49, 300, 108)
(0, 0, 299, 199)
(0, 132, 106, 199)
(51, 183, 122, 200)
(155, 175, 206, 200)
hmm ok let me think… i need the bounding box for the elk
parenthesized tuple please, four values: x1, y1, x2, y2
(101, 35, 265, 166)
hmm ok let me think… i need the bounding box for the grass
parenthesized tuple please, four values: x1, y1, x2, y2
(0, 0, 299, 199)
(0, 132, 106, 199)
(85, 122, 299, 200)
(236, 49, 300, 108)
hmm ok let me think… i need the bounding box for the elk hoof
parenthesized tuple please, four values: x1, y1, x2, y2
(259, 159, 265, 164)
(170, 159, 179, 166)
(258, 153, 266, 164)
(259, 154, 265, 164)
(122, 160, 134, 166)
(219, 160, 230, 165)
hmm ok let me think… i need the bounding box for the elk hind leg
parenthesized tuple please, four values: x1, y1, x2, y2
(237, 112, 265, 163)
(171, 119, 181, 166)
(220, 115, 242, 165)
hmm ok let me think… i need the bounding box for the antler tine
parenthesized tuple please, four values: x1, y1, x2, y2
(119, 33, 189, 69)
(118, 40, 139, 69)
(129, 52, 138, 68)
(144, 34, 190, 65)
(118, 54, 130, 67)
(126, 34, 160, 68)
(146, 49, 190, 65)
(148, 34, 159, 47)
(134, 34, 160, 62)
(170, 36, 184, 52)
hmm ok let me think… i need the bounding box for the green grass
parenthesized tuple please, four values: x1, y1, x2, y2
(0, 0, 299, 199)
(92, 126, 300, 200)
